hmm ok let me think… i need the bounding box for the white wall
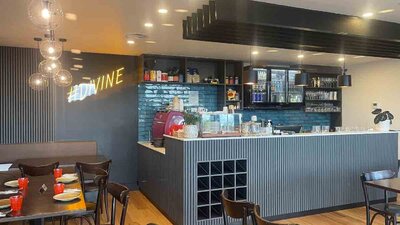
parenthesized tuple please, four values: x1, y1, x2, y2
(342, 59, 400, 129)
(342, 59, 400, 158)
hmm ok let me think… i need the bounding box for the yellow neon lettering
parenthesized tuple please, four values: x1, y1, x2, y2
(106, 71, 115, 89)
(115, 67, 124, 84)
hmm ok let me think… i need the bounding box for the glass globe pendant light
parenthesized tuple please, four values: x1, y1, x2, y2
(39, 38, 62, 59)
(38, 58, 62, 78)
(29, 72, 49, 90)
(28, 0, 63, 30)
(54, 69, 73, 87)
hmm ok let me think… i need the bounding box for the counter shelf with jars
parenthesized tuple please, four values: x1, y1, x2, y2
(199, 112, 242, 138)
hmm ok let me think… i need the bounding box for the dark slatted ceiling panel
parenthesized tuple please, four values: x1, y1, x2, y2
(0, 46, 55, 144)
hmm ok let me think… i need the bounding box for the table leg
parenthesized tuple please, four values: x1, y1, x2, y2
(29, 218, 44, 225)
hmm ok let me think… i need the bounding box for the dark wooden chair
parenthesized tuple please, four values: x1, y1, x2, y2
(360, 170, 400, 225)
(65, 168, 108, 225)
(252, 205, 298, 225)
(107, 182, 130, 225)
(76, 160, 112, 221)
(221, 190, 255, 225)
(18, 162, 59, 177)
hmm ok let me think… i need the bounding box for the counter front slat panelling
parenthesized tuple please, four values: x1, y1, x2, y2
(0, 46, 55, 144)
(182, 133, 398, 225)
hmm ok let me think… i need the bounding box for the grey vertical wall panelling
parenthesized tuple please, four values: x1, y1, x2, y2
(0, 46, 55, 144)
(181, 133, 398, 225)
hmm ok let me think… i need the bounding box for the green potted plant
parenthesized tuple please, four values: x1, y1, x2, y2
(372, 108, 394, 131)
(183, 112, 200, 138)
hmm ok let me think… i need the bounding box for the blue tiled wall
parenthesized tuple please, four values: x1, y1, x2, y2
(138, 83, 331, 140)
(238, 110, 331, 131)
(138, 83, 220, 141)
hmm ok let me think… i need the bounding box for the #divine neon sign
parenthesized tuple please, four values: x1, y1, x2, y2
(67, 67, 124, 103)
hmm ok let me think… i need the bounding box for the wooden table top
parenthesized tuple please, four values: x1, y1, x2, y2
(365, 178, 400, 193)
(0, 175, 86, 223)
(9, 155, 107, 170)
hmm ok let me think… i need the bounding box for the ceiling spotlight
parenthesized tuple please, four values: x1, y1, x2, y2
(70, 68, 79, 71)
(127, 40, 135, 45)
(74, 64, 83, 69)
(158, 8, 168, 14)
(71, 49, 81, 54)
(162, 23, 175, 27)
(82, 77, 91, 80)
(145, 40, 157, 44)
(354, 56, 366, 59)
(362, 12, 374, 18)
(312, 53, 325, 56)
(65, 13, 78, 21)
(338, 57, 345, 62)
(379, 9, 394, 14)
(72, 57, 83, 61)
(251, 51, 259, 55)
(266, 49, 278, 53)
(297, 54, 304, 59)
(175, 9, 188, 13)
(144, 23, 153, 28)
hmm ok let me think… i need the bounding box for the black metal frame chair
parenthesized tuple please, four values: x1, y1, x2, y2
(221, 190, 255, 225)
(360, 170, 400, 225)
(18, 162, 59, 177)
(107, 182, 130, 225)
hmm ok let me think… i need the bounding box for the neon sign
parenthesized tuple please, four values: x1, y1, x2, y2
(68, 67, 124, 103)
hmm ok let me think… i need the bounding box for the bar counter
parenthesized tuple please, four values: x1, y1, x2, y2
(138, 131, 398, 225)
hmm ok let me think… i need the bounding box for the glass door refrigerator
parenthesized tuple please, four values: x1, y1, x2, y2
(287, 70, 304, 103)
(270, 69, 287, 103)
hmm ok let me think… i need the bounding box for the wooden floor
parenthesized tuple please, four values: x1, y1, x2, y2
(127, 191, 386, 225)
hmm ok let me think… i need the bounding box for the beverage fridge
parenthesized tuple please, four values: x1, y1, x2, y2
(243, 67, 304, 108)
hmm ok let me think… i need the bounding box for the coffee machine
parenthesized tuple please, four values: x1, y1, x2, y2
(152, 111, 184, 147)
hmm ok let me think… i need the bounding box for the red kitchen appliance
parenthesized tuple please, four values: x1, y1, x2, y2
(152, 111, 184, 143)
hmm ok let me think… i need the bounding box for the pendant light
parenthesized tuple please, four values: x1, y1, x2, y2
(243, 48, 257, 85)
(295, 53, 309, 86)
(337, 59, 352, 87)
(28, 0, 64, 31)
(29, 38, 49, 91)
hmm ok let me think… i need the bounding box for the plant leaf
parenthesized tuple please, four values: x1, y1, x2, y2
(388, 112, 394, 120)
(382, 113, 388, 121)
(374, 115, 381, 124)
(372, 108, 382, 115)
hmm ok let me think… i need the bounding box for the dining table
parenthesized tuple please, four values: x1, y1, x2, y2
(0, 172, 87, 225)
(365, 178, 400, 225)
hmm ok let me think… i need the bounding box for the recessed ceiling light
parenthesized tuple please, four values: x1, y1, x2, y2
(145, 40, 157, 44)
(379, 9, 395, 14)
(266, 49, 278, 53)
(312, 53, 325, 56)
(162, 23, 175, 27)
(338, 57, 345, 62)
(362, 12, 374, 18)
(144, 23, 153, 28)
(251, 51, 259, 55)
(72, 57, 83, 61)
(70, 68, 79, 71)
(65, 13, 77, 21)
(158, 8, 168, 14)
(354, 56, 366, 59)
(297, 54, 304, 59)
(82, 77, 91, 80)
(74, 64, 83, 69)
(175, 9, 188, 13)
(127, 40, 135, 45)
(71, 49, 81, 54)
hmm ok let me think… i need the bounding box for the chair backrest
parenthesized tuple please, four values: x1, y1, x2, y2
(360, 170, 396, 206)
(107, 182, 130, 225)
(18, 162, 59, 177)
(89, 169, 108, 225)
(76, 160, 112, 192)
(221, 190, 255, 225)
(253, 205, 299, 225)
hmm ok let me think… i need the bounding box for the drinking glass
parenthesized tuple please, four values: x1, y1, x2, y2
(9, 195, 23, 212)
(312, 126, 321, 133)
(18, 177, 29, 190)
(54, 183, 65, 195)
(53, 168, 63, 179)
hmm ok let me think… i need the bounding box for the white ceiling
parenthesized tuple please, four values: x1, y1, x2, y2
(0, 0, 400, 66)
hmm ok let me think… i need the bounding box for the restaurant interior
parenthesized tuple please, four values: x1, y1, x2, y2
(1, 0, 400, 225)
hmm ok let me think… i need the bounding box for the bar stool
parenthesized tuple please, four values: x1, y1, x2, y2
(221, 190, 255, 225)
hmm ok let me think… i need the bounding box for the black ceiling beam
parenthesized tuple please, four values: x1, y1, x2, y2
(183, 0, 400, 59)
